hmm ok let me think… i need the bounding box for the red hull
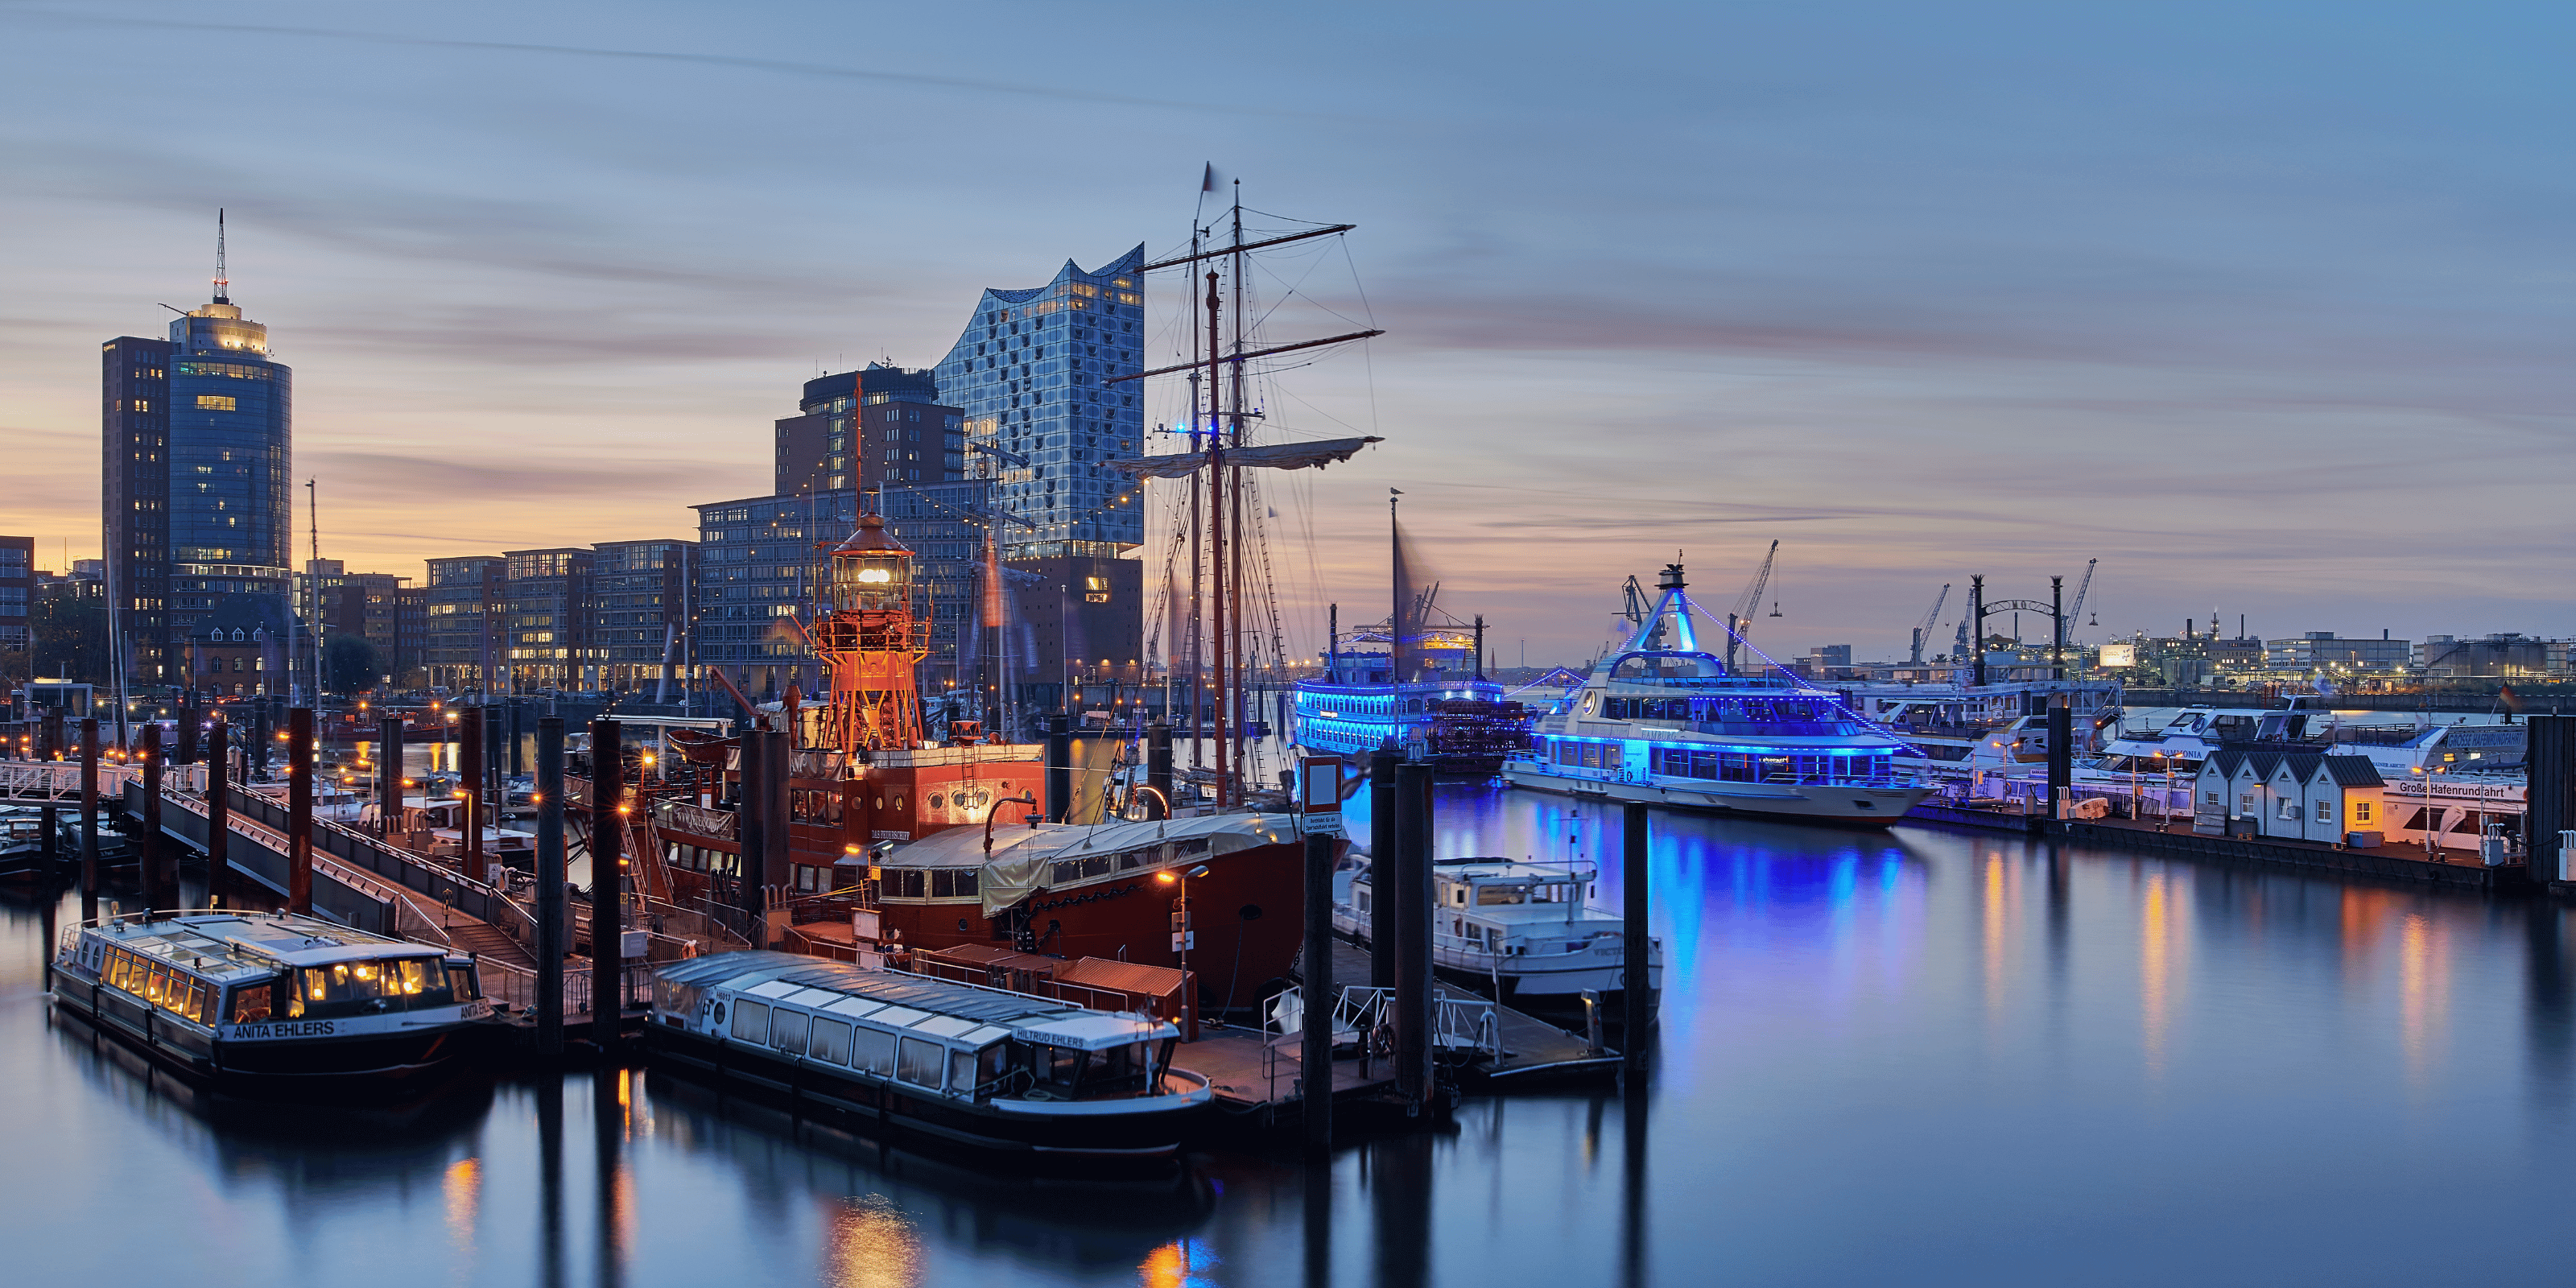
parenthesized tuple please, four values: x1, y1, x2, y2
(871, 842, 1311, 1013)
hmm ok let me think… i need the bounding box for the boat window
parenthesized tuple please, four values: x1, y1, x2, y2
(897, 1036, 946, 1088)
(851, 1026, 897, 1075)
(771, 1010, 808, 1056)
(448, 964, 480, 1001)
(1476, 884, 1530, 906)
(229, 982, 274, 1023)
(1028, 1042, 1084, 1089)
(390, 959, 433, 998)
(1083, 854, 1113, 878)
(947, 1046, 978, 1095)
(729, 999, 771, 1043)
(1119, 849, 1150, 869)
(810, 1018, 853, 1064)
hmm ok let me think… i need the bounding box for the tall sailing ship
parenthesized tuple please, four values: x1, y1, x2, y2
(652, 184, 1382, 1010)
(1502, 563, 1934, 825)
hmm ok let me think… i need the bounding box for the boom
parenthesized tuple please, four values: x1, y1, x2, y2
(1909, 584, 1951, 665)
(2067, 558, 2098, 634)
(1724, 540, 1779, 669)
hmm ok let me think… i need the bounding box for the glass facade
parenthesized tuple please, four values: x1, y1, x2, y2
(165, 304, 291, 634)
(933, 248, 1148, 553)
(691, 493, 857, 700)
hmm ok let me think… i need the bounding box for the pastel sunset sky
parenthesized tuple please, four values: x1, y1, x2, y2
(4, 2, 2568, 665)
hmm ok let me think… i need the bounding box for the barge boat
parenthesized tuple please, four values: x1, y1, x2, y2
(648, 950, 1211, 1158)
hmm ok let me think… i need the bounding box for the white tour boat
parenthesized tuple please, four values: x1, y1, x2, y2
(50, 910, 502, 1084)
(1333, 856, 1662, 1002)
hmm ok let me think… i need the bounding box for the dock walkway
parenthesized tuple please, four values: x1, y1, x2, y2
(1319, 939, 1619, 1083)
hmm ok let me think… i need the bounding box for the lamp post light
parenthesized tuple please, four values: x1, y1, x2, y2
(1155, 862, 1213, 1038)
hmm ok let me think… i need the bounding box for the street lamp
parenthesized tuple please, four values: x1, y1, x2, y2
(1154, 862, 1212, 1035)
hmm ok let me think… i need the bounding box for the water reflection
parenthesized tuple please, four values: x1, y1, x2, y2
(23, 786, 2576, 1283)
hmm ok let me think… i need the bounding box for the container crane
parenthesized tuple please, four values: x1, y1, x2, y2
(1725, 540, 1778, 671)
(2067, 559, 2098, 636)
(1909, 584, 1951, 665)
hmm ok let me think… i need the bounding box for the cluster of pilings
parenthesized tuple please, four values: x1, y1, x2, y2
(1282, 748, 1656, 1154)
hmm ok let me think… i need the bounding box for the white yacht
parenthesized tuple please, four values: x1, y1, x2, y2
(1501, 563, 1934, 825)
(1333, 856, 1662, 1001)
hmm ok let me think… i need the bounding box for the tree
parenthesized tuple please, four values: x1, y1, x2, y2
(325, 634, 382, 695)
(30, 592, 109, 684)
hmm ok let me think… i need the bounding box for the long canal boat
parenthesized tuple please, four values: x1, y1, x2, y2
(1501, 563, 1933, 825)
(647, 950, 1211, 1158)
(50, 910, 502, 1084)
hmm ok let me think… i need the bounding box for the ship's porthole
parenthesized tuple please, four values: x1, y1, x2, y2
(957, 918, 970, 931)
(929, 794, 945, 810)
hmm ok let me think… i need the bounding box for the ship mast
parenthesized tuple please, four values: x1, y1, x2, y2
(1204, 266, 1230, 804)
(1228, 188, 1251, 795)
(1121, 188, 1385, 807)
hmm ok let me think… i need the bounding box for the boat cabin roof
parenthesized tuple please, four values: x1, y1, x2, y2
(88, 911, 448, 972)
(658, 950, 1175, 1051)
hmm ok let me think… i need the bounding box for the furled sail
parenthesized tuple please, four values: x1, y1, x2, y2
(1106, 436, 1381, 479)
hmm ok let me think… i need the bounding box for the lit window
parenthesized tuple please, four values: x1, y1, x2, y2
(196, 394, 237, 411)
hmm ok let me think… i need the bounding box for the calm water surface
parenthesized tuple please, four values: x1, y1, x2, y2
(8, 783, 2575, 1286)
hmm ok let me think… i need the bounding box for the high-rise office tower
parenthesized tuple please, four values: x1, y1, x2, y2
(933, 249, 1147, 551)
(103, 219, 292, 689)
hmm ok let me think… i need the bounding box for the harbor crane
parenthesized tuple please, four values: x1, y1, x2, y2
(2067, 558, 2098, 634)
(1725, 540, 1779, 671)
(1909, 584, 1951, 665)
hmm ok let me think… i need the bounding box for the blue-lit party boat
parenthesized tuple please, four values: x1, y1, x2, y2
(1501, 563, 1932, 825)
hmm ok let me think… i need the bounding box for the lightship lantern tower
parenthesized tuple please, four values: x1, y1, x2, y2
(811, 514, 927, 753)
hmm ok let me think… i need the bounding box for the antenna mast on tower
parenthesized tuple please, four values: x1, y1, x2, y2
(213, 209, 229, 303)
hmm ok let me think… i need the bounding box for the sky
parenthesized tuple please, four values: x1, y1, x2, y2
(3, 1, 2570, 667)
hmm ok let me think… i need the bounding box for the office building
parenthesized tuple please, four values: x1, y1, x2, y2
(590, 539, 696, 693)
(423, 556, 503, 692)
(103, 250, 294, 689)
(322, 572, 413, 687)
(932, 248, 1149, 552)
(0, 536, 30, 653)
(774, 365, 961, 497)
(502, 548, 592, 691)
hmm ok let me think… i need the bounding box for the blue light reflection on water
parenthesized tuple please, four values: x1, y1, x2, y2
(6, 783, 2576, 1286)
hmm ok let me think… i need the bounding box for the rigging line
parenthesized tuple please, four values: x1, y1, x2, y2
(1335, 237, 1384, 441)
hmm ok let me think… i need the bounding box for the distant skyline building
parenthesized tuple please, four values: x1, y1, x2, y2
(933, 248, 1148, 554)
(102, 227, 293, 688)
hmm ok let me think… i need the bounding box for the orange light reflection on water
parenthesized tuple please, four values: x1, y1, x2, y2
(825, 1195, 919, 1288)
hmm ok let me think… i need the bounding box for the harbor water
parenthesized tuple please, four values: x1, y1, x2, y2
(11, 782, 2576, 1285)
